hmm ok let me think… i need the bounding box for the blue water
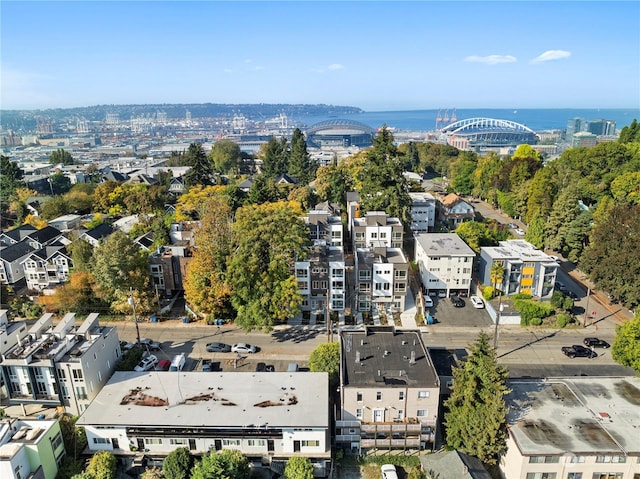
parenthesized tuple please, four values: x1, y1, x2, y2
(293, 108, 639, 132)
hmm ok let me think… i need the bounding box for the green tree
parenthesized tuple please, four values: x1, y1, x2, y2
(70, 472, 94, 479)
(140, 467, 163, 479)
(611, 312, 640, 374)
(228, 201, 309, 331)
(449, 151, 477, 195)
(490, 262, 505, 295)
(162, 447, 194, 479)
(49, 171, 72, 195)
(524, 212, 546, 249)
(308, 342, 340, 386)
(610, 171, 640, 205)
(190, 449, 250, 479)
(41, 196, 71, 220)
(260, 136, 289, 178)
(283, 456, 315, 479)
(0, 155, 24, 211)
(618, 119, 640, 143)
(183, 143, 215, 188)
(287, 128, 313, 184)
(443, 331, 510, 465)
(247, 174, 281, 204)
(210, 139, 242, 175)
(86, 450, 117, 479)
(49, 148, 74, 165)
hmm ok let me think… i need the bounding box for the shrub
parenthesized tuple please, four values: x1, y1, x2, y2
(483, 286, 495, 301)
(557, 313, 573, 328)
(515, 298, 554, 326)
(530, 318, 543, 326)
(550, 291, 565, 308)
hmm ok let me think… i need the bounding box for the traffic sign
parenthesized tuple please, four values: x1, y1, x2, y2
(592, 311, 597, 317)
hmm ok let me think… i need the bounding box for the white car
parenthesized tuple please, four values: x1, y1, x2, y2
(514, 228, 525, 236)
(549, 255, 561, 264)
(134, 354, 158, 372)
(470, 296, 485, 309)
(424, 296, 433, 308)
(231, 343, 257, 354)
(139, 338, 161, 351)
(381, 464, 398, 479)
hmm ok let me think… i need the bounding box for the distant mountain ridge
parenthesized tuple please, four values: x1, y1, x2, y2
(0, 103, 364, 129)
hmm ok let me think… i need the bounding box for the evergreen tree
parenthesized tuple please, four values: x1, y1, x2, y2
(611, 311, 640, 374)
(49, 148, 74, 165)
(287, 128, 313, 184)
(261, 136, 289, 178)
(444, 331, 510, 465)
(183, 143, 215, 188)
(162, 447, 194, 479)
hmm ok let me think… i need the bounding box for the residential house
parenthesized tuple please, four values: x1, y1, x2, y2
(336, 326, 439, 455)
(275, 173, 297, 186)
(0, 418, 66, 479)
(149, 245, 193, 297)
(0, 242, 36, 287)
(80, 223, 113, 247)
(112, 215, 140, 234)
(168, 176, 185, 196)
(478, 240, 558, 298)
(352, 211, 403, 250)
(305, 210, 344, 249)
(47, 214, 81, 232)
(169, 221, 200, 246)
(77, 371, 331, 476)
(420, 450, 492, 479)
(438, 193, 475, 228)
(501, 377, 640, 479)
(23, 226, 66, 250)
(237, 177, 254, 193)
(409, 192, 437, 232)
(22, 175, 52, 195)
(414, 233, 475, 297)
(20, 245, 71, 292)
(355, 243, 409, 314)
(0, 225, 37, 247)
(101, 171, 130, 183)
(1, 313, 122, 415)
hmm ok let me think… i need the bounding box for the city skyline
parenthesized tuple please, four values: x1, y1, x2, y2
(2, 1, 639, 111)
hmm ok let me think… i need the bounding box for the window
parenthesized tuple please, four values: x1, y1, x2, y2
(525, 474, 556, 479)
(144, 438, 163, 445)
(418, 391, 429, 398)
(356, 409, 363, 419)
(567, 474, 582, 479)
(296, 269, 308, 277)
(302, 440, 320, 447)
(75, 386, 87, 400)
(332, 269, 344, 278)
(50, 432, 63, 451)
(530, 456, 560, 463)
(376, 391, 382, 401)
(592, 475, 622, 479)
(570, 457, 586, 463)
(596, 456, 626, 463)
(398, 391, 404, 400)
(93, 437, 110, 444)
(297, 281, 307, 289)
(170, 439, 187, 445)
(357, 392, 363, 402)
(416, 409, 427, 417)
(72, 369, 83, 381)
(222, 439, 241, 446)
(247, 439, 266, 447)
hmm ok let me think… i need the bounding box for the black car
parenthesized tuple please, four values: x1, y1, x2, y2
(584, 337, 610, 349)
(451, 296, 465, 307)
(256, 362, 266, 372)
(561, 345, 598, 358)
(564, 290, 579, 300)
(206, 342, 231, 353)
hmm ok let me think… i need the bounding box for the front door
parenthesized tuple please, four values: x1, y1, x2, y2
(214, 439, 222, 451)
(189, 439, 197, 450)
(293, 440, 301, 452)
(137, 438, 144, 451)
(267, 440, 274, 452)
(111, 438, 119, 450)
(373, 408, 384, 422)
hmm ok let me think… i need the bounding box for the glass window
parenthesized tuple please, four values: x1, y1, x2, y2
(418, 391, 429, 398)
(525, 474, 556, 479)
(357, 392, 362, 402)
(398, 391, 404, 400)
(356, 409, 363, 419)
(567, 474, 582, 479)
(416, 409, 427, 417)
(376, 391, 382, 400)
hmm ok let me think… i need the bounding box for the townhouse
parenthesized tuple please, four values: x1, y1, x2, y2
(20, 245, 71, 292)
(414, 233, 475, 297)
(336, 326, 439, 455)
(0, 313, 121, 415)
(77, 371, 331, 476)
(409, 192, 437, 232)
(351, 211, 404, 250)
(501, 377, 640, 479)
(438, 193, 475, 228)
(478, 240, 558, 297)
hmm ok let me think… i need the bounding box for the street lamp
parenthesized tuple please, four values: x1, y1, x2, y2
(128, 288, 141, 345)
(493, 289, 503, 349)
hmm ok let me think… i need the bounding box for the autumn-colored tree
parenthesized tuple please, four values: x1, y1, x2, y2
(47, 271, 105, 314)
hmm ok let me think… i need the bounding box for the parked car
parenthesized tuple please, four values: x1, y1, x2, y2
(265, 364, 275, 372)
(155, 359, 171, 371)
(169, 353, 186, 371)
(202, 359, 213, 372)
(139, 338, 161, 351)
(514, 228, 525, 236)
(134, 354, 158, 372)
(206, 342, 231, 353)
(561, 345, 597, 359)
(507, 222, 517, 229)
(232, 343, 257, 354)
(549, 255, 561, 264)
(256, 362, 266, 372)
(437, 290, 447, 298)
(381, 464, 399, 479)
(122, 342, 135, 351)
(470, 296, 485, 309)
(451, 296, 465, 307)
(564, 290, 579, 300)
(555, 281, 566, 292)
(424, 296, 433, 308)
(584, 337, 610, 349)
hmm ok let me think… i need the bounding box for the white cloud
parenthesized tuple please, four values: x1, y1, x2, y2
(530, 50, 571, 63)
(464, 54, 517, 65)
(328, 63, 344, 71)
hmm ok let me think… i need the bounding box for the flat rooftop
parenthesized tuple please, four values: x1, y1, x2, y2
(77, 371, 329, 429)
(483, 240, 556, 263)
(415, 233, 475, 257)
(341, 327, 438, 388)
(506, 377, 640, 455)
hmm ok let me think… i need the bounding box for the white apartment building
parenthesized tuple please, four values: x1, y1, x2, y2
(20, 246, 71, 292)
(479, 240, 558, 297)
(409, 192, 437, 232)
(77, 371, 331, 476)
(296, 243, 346, 317)
(414, 233, 475, 297)
(1, 313, 122, 415)
(355, 244, 409, 313)
(501, 377, 640, 479)
(352, 211, 404, 250)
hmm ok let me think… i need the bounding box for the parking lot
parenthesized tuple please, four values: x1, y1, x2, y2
(425, 294, 494, 328)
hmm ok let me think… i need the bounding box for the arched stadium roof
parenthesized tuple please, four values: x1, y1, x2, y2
(440, 117, 538, 147)
(305, 119, 376, 136)
(440, 117, 536, 135)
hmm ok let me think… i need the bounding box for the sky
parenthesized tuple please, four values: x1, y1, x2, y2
(1, 1, 639, 111)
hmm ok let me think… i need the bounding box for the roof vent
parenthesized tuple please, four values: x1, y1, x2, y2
(355, 351, 360, 363)
(409, 351, 416, 365)
(384, 350, 390, 357)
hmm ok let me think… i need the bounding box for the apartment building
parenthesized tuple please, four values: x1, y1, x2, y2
(478, 240, 558, 297)
(501, 377, 640, 479)
(305, 210, 344, 249)
(149, 245, 193, 297)
(352, 211, 403, 250)
(409, 192, 437, 232)
(0, 418, 65, 479)
(1, 313, 121, 415)
(336, 326, 439, 455)
(414, 233, 475, 297)
(20, 245, 71, 292)
(296, 243, 346, 317)
(77, 371, 331, 476)
(438, 193, 475, 228)
(355, 244, 409, 314)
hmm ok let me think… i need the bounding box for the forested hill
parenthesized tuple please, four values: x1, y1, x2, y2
(0, 103, 363, 129)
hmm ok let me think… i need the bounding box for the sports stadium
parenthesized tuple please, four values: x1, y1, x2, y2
(440, 118, 539, 149)
(305, 119, 375, 148)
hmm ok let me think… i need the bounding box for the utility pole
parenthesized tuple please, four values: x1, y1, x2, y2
(326, 289, 332, 343)
(493, 290, 503, 349)
(583, 287, 591, 328)
(128, 287, 142, 345)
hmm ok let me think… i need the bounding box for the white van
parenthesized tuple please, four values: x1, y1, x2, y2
(287, 363, 299, 372)
(169, 353, 186, 372)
